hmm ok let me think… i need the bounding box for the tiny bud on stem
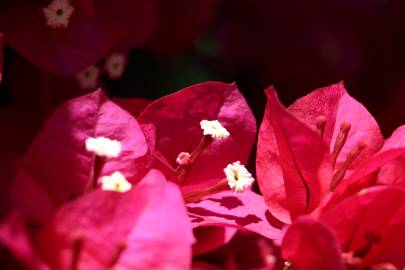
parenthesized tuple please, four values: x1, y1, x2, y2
(176, 135, 214, 182)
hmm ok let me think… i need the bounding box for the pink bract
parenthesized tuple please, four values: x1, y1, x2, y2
(188, 190, 283, 240)
(1, 170, 194, 270)
(0, 0, 158, 75)
(320, 186, 405, 269)
(11, 90, 150, 222)
(138, 81, 256, 191)
(37, 170, 193, 270)
(257, 87, 332, 224)
(281, 216, 344, 270)
(257, 82, 386, 224)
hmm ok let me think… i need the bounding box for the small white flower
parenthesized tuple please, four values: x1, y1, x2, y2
(200, 120, 230, 140)
(104, 53, 126, 79)
(75, 65, 100, 90)
(85, 137, 121, 158)
(100, 171, 132, 193)
(43, 0, 75, 29)
(224, 161, 254, 192)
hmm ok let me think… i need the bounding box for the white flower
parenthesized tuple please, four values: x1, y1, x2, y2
(200, 120, 230, 140)
(75, 65, 100, 90)
(43, 0, 75, 28)
(104, 53, 126, 79)
(100, 172, 132, 193)
(85, 137, 121, 158)
(224, 161, 254, 193)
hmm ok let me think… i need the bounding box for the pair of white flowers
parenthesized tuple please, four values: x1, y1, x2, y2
(85, 120, 254, 193)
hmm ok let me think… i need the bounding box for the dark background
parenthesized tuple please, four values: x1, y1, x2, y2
(1, 0, 405, 137)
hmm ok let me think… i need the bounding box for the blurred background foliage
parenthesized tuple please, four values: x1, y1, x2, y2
(1, 0, 405, 137)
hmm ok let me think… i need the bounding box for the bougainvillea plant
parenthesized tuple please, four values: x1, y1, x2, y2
(1, 0, 403, 269)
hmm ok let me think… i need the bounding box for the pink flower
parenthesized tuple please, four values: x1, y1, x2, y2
(282, 186, 405, 269)
(256, 82, 390, 224)
(0, 0, 158, 75)
(138, 81, 283, 242)
(10, 89, 150, 223)
(1, 170, 194, 270)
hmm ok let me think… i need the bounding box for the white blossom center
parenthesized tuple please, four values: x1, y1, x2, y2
(75, 65, 100, 90)
(100, 172, 132, 193)
(85, 137, 121, 158)
(224, 161, 254, 192)
(105, 53, 126, 79)
(200, 120, 230, 140)
(43, 0, 75, 28)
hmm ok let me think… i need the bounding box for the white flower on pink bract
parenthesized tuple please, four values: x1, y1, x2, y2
(100, 171, 132, 193)
(85, 137, 122, 158)
(75, 65, 100, 90)
(105, 53, 127, 79)
(200, 120, 230, 140)
(224, 161, 254, 192)
(43, 0, 75, 29)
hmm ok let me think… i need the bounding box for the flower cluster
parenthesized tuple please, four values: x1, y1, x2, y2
(0, 81, 404, 270)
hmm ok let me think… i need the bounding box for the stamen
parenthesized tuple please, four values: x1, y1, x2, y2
(175, 135, 213, 181)
(175, 120, 229, 182)
(315, 115, 327, 139)
(184, 178, 228, 204)
(330, 140, 367, 191)
(70, 231, 85, 270)
(106, 240, 127, 269)
(331, 122, 351, 167)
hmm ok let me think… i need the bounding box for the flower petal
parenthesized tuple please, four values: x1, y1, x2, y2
(187, 190, 283, 240)
(281, 216, 343, 270)
(320, 186, 405, 268)
(288, 82, 383, 167)
(13, 90, 150, 214)
(37, 170, 194, 270)
(257, 87, 332, 224)
(138, 81, 256, 190)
